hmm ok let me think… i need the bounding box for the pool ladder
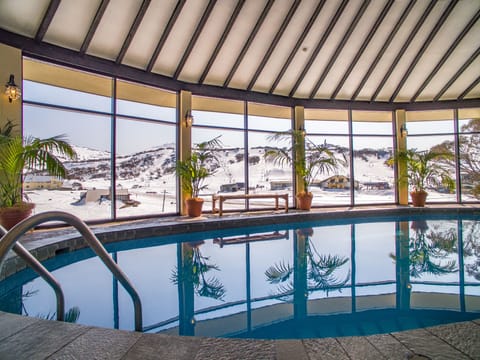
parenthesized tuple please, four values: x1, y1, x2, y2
(0, 211, 143, 331)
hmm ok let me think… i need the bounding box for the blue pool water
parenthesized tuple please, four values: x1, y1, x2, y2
(0, 213, 479, 339)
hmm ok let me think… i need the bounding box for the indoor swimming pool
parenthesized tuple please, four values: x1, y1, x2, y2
(0, 212, 479, 339)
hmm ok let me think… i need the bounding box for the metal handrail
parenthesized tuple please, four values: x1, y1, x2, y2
(0, 225, 65, 321)
(0, 211, 143, 331)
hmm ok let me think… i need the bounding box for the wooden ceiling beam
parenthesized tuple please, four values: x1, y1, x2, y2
(410, 8, 480, 102)
(388, 0, 458, 102)
(173, 0, 217, 80)
(198, 0, 245, 84)
(309, 0, 371, 99)
(80, 0, 110, 55)
(146, 0, 186, 73)
(269, 0, 326, 94)
(223, 0, 274, 88)
(288, 0, 349, 98)
(35, 0, 61, 42)
(116, 0, 151, 64)
(330, 0, 394, 100)
(247, 0, 301, 91)
(370, 0, 436, 102)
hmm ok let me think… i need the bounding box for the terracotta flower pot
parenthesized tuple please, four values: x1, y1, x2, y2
(185, 198, 204, 217)
(0, 202, 35, 230)
(410, 190, 428, 207)
(296, 192, 313, 210)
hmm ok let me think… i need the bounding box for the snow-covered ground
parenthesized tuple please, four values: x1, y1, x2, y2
(26, 145, 460, 221)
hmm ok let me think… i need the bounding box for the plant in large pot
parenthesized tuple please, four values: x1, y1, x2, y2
(176, 136, 222, 217)
(265, 130, 345, 210)
(0, 121, 77, 229)
(396, 148, 454, 207)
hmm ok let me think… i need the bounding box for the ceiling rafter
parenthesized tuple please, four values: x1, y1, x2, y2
(288, 0, 349, 98)
(330, 0, 394, 100)
(223, 0, 275, 88)
(388, 0, 458, 102)
(246, 0, 302, 91)
(116, 0, 151, 64)
(434, 47, 480, 101)
(146, 0, 186, 73)
(309, 0, 371, 99)
(351, 0, 416, 101)
(198, 0, 245, 84)
(80, 0, 110, 55)
(269, 0, 326, 94)
(35, 0, 61, 42)
(458, 75, 480, 100)
(410, 8, 480, 102)
(173, 0, 217, 80)
(370, 0, 436, 101)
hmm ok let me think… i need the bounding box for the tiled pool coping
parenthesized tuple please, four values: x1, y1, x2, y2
(0, 205, 479, 359)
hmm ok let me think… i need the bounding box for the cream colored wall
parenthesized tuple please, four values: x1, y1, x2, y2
(0, 43, 22, 134)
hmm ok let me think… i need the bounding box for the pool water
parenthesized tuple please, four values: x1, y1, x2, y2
(0, 214, 479, 339)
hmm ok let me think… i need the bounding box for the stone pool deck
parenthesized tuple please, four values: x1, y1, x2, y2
(0, 310, 479, 359)
(1, 205, 479, 359)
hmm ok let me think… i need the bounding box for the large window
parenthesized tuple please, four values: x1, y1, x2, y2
(352, 111, 394, 205)
(304, 109, 350, 206)
(406, 110, 457, 202)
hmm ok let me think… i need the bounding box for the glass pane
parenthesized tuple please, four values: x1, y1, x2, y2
(23, 104, 112, 221)
(407, 135, 457, 202)
(353, 136, 394, 204)
(459, 133, 480, 201)
(117, 100, 176, 122)
(250, 130, 294, 209)
(305, 119, 349, 134)
(192, 110, 244, 128)
(191, 127, 245, 211)
(116, 118, 176, 217)
(352, 121, 392, 135)
(306, 134, 351, 206)
(23, 80, 111, 112)
(406, 120, 454, 135)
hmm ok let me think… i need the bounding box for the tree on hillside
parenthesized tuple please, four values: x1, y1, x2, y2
(430, 118, 480, 199)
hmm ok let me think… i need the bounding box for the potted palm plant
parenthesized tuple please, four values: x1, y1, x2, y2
(265, 130, 344, 210)
(0, 121, 77, 229)
(396, 148, 454, 207)
(176, 136, 222, 217)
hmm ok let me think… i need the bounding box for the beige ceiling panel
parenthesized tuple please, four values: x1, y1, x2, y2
(203, 0, 267, 86)
(87, 0, 143, 60)
(395, 1, 480, 102)
(273, 0, 340, 97)
(316, 1, 384, 100)
(304, 109, 348, 121)
(355, 0, 432, 101)
(192, 95, 244, 115)
(227, 0, 293, 90)
(439, 57, 480, 101)
(406, 109, 453, 121)
(24, 58, 112, 96)
(152, 0, 208, 77)
(177, 0, 237, 83)
(43, 0, 100, 51)
(117, 80, 176, 107)
(0, 0, 49, 38)
(377, 1, 451, 102)
(296, 1, 363, 99)
(248, 102, 291, 119)
(335, 1, 412, 101)
(252, 0, 319, 94)
(121, 0, 178, 70)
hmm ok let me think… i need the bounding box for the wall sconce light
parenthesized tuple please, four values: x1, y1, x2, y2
(400, 124, 408, 138)
(298, 126, 306, 137)
(184, 110, 193, 127)
(5, 74, 21, 103)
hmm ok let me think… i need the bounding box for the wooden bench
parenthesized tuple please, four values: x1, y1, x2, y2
(212, 193, 288, 216)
